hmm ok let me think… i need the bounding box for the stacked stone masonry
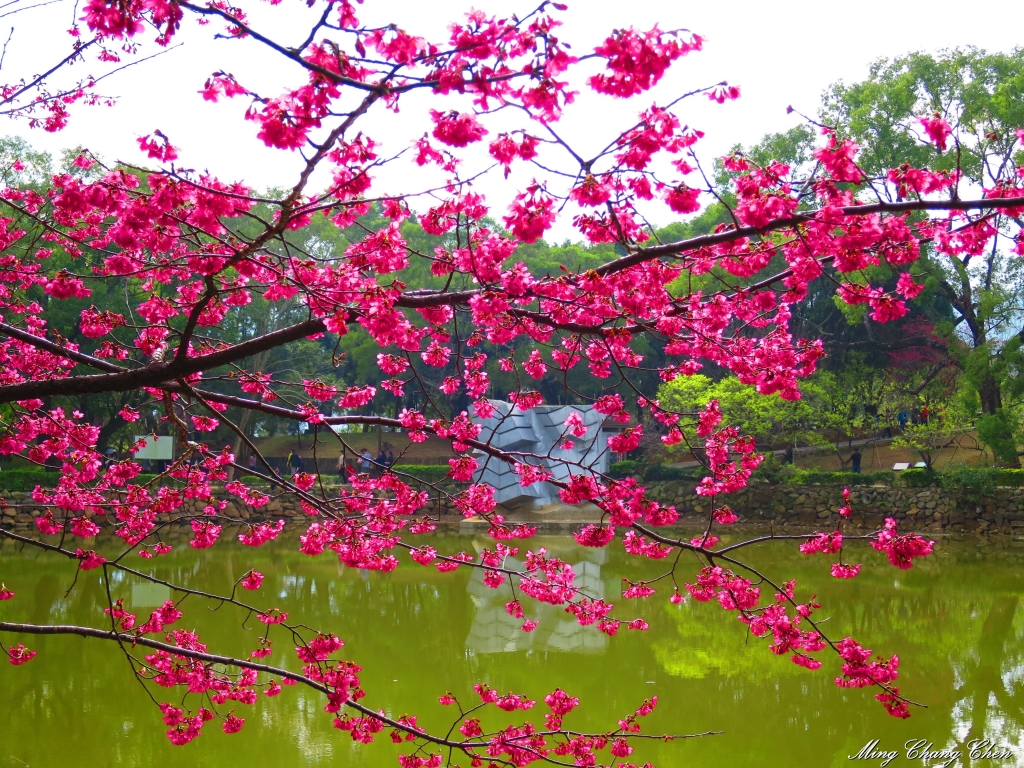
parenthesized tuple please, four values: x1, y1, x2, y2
(2, 482, 1024, 534)
(642, 481, 1024, 534)
(0, 486, 466, 530)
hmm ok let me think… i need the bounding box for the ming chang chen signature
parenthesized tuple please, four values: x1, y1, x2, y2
(848, 739, 1015, 767)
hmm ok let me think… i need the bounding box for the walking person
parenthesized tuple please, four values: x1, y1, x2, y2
(359, 448, 372, 475)
(850, 447, 862, 474)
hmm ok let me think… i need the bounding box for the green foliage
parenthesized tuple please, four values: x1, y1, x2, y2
(750, 452, 787, 483)
(0, 470, 158, 492)
(608, 460, 638, 479)
(730, 50, 1024, 429)
(783, 469, 892, 486)
(657, 373, 836, 449)
(892, 400, 973, 467)
(822, 48, 1024, 181)
(988, 468, 1024, 487)
(899, 468, 939, 487)
(901, 466, 1024, 492)
(976, 409, 1021, 464)
(939, 468, 995, 495)
(821, 49, 1024, 418)
(390, 465, 452, 484)
(643, 460, 891, 486)
(642, 464, 704, 483)
(0, 470, 62, 492)
(0, 135, 53, 187)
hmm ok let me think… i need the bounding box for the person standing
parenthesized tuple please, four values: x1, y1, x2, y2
(287, 450, 303, 476)
(359, 449, 372, 475)
(850, 447, 862, 474)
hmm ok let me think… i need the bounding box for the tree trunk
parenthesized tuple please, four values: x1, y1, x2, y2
(96, 415, 125, 454)
(979, 372, 1002, 415)
(228, 408, 254, 480)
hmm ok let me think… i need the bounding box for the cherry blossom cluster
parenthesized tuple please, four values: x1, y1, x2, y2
(1, 0, 1022, 759)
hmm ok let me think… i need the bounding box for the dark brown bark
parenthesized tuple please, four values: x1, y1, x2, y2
(979, 372, 1003, 415)
(0, 317, 326, 404)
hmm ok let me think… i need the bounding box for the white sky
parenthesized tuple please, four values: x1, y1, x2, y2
(5, 0, 1024, 240)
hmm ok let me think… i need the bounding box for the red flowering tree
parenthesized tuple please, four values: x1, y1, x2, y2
(0, 1, 1022, 764)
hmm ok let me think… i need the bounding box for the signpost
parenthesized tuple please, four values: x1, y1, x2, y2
(132, 435, 174, 461)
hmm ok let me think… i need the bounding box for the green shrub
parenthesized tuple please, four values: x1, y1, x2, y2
(608, 460, 638, 479)
(977, 410, 1021, 465)
(0, 470, 163, 492)
(751, 452, 787, 483)
(899, 468, 937, 487)
(642, 464, 703, 482)
(987, 468, 1024, 487)
(787, 469, 891, 486)
(641, 463, 891, 486)
(938, 467, 994, 495)
(389, 464, 452, 484)
(899, 467, 1024, 492)
(0, 469, 62, 492)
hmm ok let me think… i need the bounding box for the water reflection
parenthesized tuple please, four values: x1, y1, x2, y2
(465, 540, 611, 654)
(2, 531, 1024, 767)
(947, 596, 1024, 766)
(131, 581, 171, 608)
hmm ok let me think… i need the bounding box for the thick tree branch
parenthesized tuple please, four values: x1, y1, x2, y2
(0, 317, 326, 404)
(602, 196, 1024, 275)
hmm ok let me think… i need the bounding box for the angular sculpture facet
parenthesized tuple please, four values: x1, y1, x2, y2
(471, 400, 609, 507)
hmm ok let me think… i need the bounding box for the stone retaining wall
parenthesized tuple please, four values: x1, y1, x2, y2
(4, 482, 1024, 534)
(0, 485, 465, 530)
(644, 481, 1024, 534)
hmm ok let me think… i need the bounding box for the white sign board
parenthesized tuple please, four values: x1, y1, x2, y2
(133, 435, 174, 460)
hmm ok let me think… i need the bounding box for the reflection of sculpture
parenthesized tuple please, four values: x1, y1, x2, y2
(465, 541, 616, 655)
(471, 400, 609, 507)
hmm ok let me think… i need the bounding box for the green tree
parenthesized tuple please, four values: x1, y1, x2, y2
(657, 374, 836, 452)
(820, 48, 1024, 420)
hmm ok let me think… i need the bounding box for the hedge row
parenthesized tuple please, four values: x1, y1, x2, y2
(0, 466, 455, 493)
(0, 470, 61, 492)
(611, 463, 890, 486)
(612, 462, 1024, 494)
(0, 470, 161, 492)
(774, 469, 893, 486)
(389, 465, 451, 484)
(9, 464, 1024, 495)
(900, 467, 1024, 493)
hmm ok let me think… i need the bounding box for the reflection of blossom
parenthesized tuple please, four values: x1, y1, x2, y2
(465, 544, 613, 654)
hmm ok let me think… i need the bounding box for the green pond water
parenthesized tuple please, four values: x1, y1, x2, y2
(1, 529, 1024, 768)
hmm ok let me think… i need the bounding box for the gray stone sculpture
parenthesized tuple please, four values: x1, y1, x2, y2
(471, 399, 609, 507)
